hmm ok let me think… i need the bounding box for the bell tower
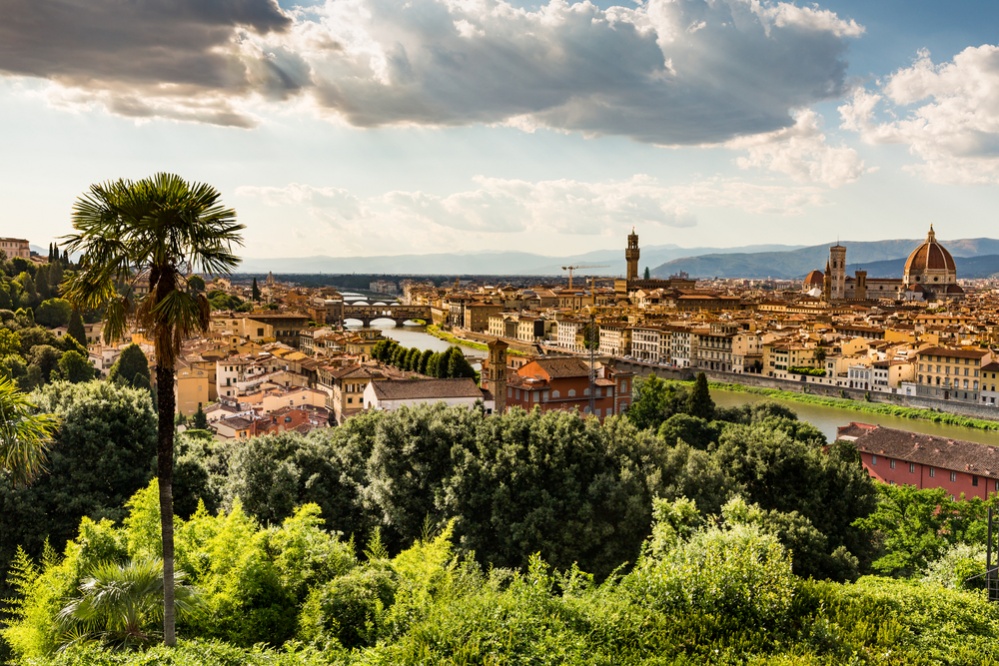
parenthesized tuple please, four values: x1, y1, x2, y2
(484, 339, 508, 415)
(626, 228, 640, 282)
(829, 244, 846, 301)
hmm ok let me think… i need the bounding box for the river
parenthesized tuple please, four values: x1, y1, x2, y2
(710, 387, 999, 446)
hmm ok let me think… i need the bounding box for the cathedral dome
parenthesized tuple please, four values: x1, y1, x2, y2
(803, 269, 824, 287)
(904, 225, 956, 274)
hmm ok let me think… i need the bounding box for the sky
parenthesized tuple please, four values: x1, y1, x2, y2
(3, 0, 999, 261)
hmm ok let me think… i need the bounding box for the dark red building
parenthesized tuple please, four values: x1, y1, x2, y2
(837, 422, 999, 500)
(504, 357, 631, 421)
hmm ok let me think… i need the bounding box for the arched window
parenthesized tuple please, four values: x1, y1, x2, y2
(568, 389, 576, 397)
(552, 390, 560, 399)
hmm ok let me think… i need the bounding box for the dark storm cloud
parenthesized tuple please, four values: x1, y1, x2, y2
(0, 0, 291, 93)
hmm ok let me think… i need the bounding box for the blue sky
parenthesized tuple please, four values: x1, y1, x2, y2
(3, 0, 999, 261)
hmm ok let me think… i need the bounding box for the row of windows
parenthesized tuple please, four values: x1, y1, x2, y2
(507, 387, 613, 400)
(870, 455, 977, 485)
(923, 355, 977, 365)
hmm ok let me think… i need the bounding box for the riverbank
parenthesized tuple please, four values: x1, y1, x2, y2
(426, 325, 529, 356)
(663, 377, 999, 432)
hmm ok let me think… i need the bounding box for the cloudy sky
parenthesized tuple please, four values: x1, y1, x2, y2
(3, 0, 999, 260)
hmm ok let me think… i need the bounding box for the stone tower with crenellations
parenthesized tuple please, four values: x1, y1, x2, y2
(626, 228, 640, 282)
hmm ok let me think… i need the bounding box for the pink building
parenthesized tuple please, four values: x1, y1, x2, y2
(838, 422, 999, 500)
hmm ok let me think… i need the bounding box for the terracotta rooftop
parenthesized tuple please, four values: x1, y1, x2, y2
(519, 357, 591, 380)
(842, 424, 999, 479)
(917, 346, 989, 360)
(370, 378, 483, 401)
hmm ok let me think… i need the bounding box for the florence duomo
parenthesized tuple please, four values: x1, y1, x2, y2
(806, 226, 963, 303)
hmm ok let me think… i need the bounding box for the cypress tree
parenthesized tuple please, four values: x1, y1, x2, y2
(686, 372, 715, 420)
(252, 277, 261, 302)
(192, 404, 209, 430)
(67, 309, 87, 348)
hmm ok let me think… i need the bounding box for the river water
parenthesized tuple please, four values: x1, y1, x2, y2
(710, 388, 999, 446)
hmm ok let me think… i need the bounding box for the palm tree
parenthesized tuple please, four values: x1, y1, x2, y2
(63, 173, 243, 646)
(57, 558, 200, 650)
(0, 376, 58, 486)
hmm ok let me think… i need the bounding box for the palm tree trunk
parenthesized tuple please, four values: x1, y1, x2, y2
(155, 363, 177, 646)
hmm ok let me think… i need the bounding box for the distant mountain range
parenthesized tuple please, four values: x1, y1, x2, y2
(650, 238, 999, 279)
(236, 243, 803, 276)
(34, 237, 999, 279)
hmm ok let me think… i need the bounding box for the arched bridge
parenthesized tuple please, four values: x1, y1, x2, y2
(338, 304, 432, 327)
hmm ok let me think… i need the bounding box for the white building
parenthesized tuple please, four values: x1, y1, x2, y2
(363, 378, 490, 412)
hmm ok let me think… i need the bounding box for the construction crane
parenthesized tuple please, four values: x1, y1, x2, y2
(562, 263, 608, 290)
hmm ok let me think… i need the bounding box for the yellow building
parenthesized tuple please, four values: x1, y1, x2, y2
(915, 347, 990, 401)
(175, 365, 212, 416)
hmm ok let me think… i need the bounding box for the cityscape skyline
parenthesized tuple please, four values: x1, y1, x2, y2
(3, 0, 999, 259)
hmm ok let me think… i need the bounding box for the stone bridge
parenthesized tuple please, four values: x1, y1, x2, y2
(337, 304, 432, 327)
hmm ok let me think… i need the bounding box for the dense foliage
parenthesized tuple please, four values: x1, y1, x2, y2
(0, 382, 157, 602)
(7, 489, 999, 665)
(5, 374, 999, 663)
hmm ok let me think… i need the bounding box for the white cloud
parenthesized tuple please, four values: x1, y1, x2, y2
(236, 173, 829, 254)
(2, 0, 862, 143)
(728, 108, 868, 187)
(839, 45, 999, 184)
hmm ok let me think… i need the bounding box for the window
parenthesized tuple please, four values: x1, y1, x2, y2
(950, 471, 957, 482)
(973, 476, 979, 487)
(568, 389, 576, 397)
(871, 455, 877, 465)
(909, 463, 915, 473)
(929, 467, 935, 478)
(890, 459, 896, 469)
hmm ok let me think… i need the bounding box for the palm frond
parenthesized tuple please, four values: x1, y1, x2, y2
(61, 173, 244, 361)
(0, 377, 59, 486)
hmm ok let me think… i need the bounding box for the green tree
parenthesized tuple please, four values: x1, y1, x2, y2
(0, 381, 156, 593)
(56, 350, 95, 384)
(35, 265, 51, 301)
(188, 275, 206, 293)
(34, 298, 72, 328)
(657, 413, 719, 450)
(444, 408, 655, 578)
(26, 344, 61, 386)
(191, 404, 208, 430)
(417, 349, 434, 375)
(63, 172, 243, 646)
(626, 374, 688, 432)
(644, 266, 651, 280)
(446, 347, 476, 379)
(67, 309, 87, 349)
(221, 430, 373, 542)
(686, 372, 715, 420)
(107, 343, 152, 392)
(251, 277, 261, 302)
(853, 484, 985, 578)
(0, 327, 21, 357)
